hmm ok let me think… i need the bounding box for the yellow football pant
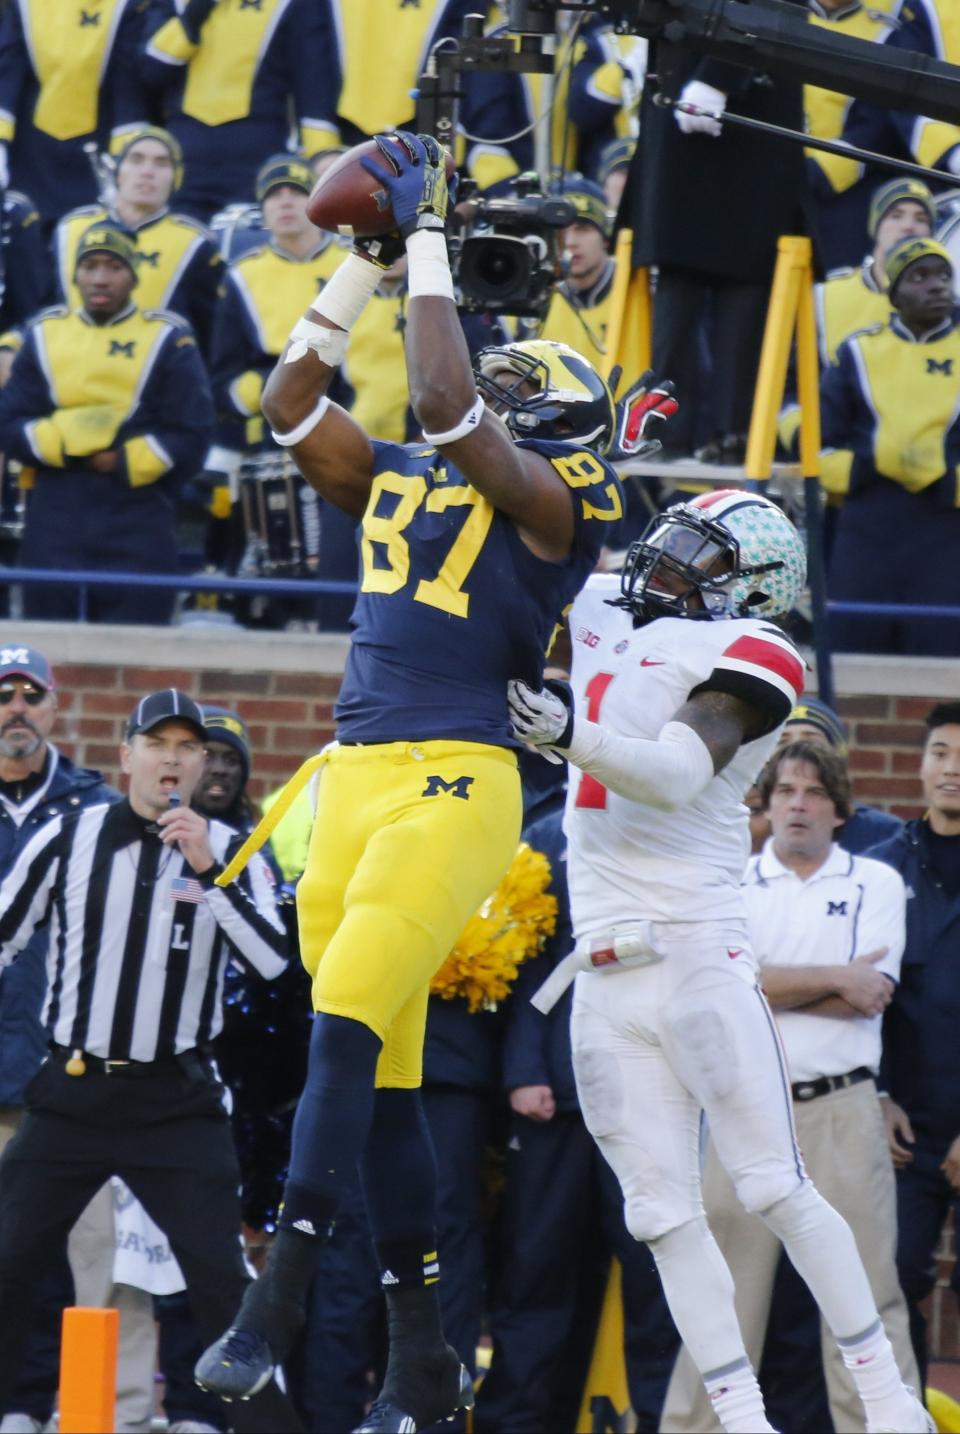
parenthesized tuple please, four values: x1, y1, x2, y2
(296, 740, 522, 1088)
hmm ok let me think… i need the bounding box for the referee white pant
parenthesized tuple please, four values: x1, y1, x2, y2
(659, 1079, 919, 1434)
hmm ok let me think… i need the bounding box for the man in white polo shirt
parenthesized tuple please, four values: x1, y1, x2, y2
(661, 739, 921, 1434)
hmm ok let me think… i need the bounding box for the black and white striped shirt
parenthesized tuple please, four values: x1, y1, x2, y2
(0, 800, 288, 1062)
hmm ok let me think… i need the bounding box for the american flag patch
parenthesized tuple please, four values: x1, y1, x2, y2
(169, 876, 204, 905)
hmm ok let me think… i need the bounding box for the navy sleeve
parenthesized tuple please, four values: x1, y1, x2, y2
(0, 5, 27, 145)
(2, 194, 54, 327)
(116, 322, 214, 484)
(0, 327, 57, 464)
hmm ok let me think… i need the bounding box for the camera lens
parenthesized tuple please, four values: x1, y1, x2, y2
(459, 235, 533, 307)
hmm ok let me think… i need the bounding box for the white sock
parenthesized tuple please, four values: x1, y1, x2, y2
(839, 1322, 917, 1431)
(704, 1360, 777, 1434)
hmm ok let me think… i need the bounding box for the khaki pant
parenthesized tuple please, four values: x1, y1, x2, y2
(660, 1080, 918, 1434)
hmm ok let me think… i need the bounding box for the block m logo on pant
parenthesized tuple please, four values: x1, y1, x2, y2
(422, 774, 474, 800)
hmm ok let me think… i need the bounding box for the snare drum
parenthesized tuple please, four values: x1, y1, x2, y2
(239, 450, 320, 577)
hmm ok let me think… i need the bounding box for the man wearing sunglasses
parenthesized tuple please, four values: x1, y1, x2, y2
(0, 643, 118, 1434)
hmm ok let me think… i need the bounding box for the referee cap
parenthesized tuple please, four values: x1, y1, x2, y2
(784, 696, 847, 755)
(126, 689, 206, 742)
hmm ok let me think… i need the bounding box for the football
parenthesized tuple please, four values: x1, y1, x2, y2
(306, 136, 456, 238)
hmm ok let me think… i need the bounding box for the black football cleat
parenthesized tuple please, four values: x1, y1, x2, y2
(194, 1327, 275, 1400)
(352, 1361, 474, 1431)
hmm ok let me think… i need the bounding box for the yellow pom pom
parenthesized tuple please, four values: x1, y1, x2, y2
(65, 1049, 86, 1076)
(430, 842, 558, 1013)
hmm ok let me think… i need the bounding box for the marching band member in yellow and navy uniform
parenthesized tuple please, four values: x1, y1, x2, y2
(139, 0, 332, 222)
(0, 223, 213, 626)
(537, 177, 615, 373)
(821, 237, 960, 657)
(210, 156, 346, 455)
(803, 0, 900, 272)
(779, 178, 935, 455)
(0, 0, 148, 227)
(55, 127, 223, 354)
(315, 1, 480, 151)
(195, 132, 663, 1434)
(879, 0, 960, 181)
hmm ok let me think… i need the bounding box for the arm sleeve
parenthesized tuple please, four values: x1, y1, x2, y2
(818, 341, 858, 497)
(689, 629, 806, 735)
(199, 851, 289, 980)
(209, 272, 267, 419)
(3, 198, 55, 327)
(0, 328, 63, 467)
(117, 325, 214, 487)
(181, 238, 223, 356)
(885, 2, 960, 169)
(107, 0, 152, 144)
(0, 818, 64, 964)
(140, 0, 200, 91)
(0, 4, 27, 144)
(291, 0, 340, 156)
(563, 717, 716, 810)
(853, 863, 907, 984)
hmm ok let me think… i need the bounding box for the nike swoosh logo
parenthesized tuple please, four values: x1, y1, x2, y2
(640, 657, 665, 666)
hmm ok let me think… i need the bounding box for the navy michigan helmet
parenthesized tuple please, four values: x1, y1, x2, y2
(618, 489, 807, 622)
(473, 339, 617, 454)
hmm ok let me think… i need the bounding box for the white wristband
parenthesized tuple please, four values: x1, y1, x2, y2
(421, 395, 485, 446)
(406, 229, 455, 301)
(311, 252, 382, 332)
(284, 317, 349, 367)
(271, 394, 330, 447)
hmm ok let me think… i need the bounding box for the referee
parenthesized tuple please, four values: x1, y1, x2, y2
(0, 688, 300, 1433)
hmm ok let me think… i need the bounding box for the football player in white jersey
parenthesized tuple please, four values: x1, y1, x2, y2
(508, 490, 933, 1434)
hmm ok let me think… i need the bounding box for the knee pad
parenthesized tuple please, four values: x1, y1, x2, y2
(306, 1011, 382, 1093)
(756, 1176, 825, 1233)
(623, 1186, 703, 1245)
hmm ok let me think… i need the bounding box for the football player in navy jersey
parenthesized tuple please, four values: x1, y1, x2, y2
(196, 132, 668, 1433)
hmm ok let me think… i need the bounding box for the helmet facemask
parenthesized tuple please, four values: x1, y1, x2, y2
(473, 340, 615, 452)
(617, 504, 789, 623)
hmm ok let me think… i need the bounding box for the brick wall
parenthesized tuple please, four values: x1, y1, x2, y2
(53, 662, 342, 803)
(51, 672, 939, 815)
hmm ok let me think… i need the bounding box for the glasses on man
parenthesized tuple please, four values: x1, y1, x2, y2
(0, 683, 47, 706)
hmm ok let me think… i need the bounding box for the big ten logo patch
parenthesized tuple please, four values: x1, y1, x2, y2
(422, 774, 474, 801)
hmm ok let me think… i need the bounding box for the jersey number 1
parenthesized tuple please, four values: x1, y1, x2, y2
(575, 671, 614, 809)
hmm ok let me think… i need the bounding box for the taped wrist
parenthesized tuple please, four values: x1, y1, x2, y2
(310, 252, 383, 332)
(406, 229, 455, 301)
(565, 718, 715, 809)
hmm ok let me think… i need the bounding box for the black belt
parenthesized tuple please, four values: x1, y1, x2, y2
(50, 1044, 210, 1078)
(791, 1067, 874, 1103)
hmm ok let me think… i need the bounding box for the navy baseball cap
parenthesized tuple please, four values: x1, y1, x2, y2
(126, 689, 205, 741)
(784, 696, 848, 754)
(0, 643, 55, 691)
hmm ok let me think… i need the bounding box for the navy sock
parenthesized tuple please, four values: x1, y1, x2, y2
(361, 1088, 442, 1298)
(279, 1012, 382, 1234)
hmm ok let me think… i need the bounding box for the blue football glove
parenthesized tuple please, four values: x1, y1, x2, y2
(360, 130, 453, 240)
(507, 678, 575, 761)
